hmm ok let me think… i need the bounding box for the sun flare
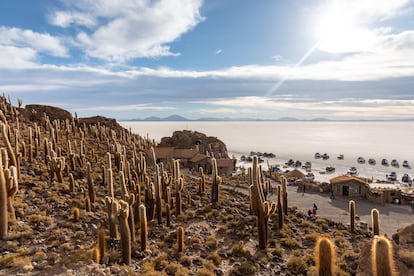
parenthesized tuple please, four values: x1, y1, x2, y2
(313, 4, 374, 53)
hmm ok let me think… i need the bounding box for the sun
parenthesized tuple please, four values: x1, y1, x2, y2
(313, 4, 373, 53)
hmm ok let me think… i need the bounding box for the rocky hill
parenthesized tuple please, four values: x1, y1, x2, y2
(158, 130, 229, 158)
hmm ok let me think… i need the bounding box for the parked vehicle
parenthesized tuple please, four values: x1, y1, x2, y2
(322, 153, 330, 160)
(357, 157, 365, 164)
(381, 159, 389, 166)
(326, 166, 335, 173)
(302, 161, 312, 170)
(387, 171, 397, 181)
(347, 166, 358, 175)
(305, 172, 315, 181)
(337, 154, 344, 160)
(391, 160, 399, 167)
(403, 160, 410, 168)
(314, 152, 321, 159)
(368, 158, 376, 165)
(402, 173, 411, 183)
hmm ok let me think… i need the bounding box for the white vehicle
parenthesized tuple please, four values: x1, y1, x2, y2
(305, 172, 315, 181)
(347, 166, 358, 175)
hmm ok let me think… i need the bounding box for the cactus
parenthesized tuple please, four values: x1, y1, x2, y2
(98, 228, 106, 264)
(118, 200, 131, 265)
(91, 247, 100, 263)
(371, 208, 380, 236)
(5, 166, 18, 222)
(175, 177, 184, 217)
(85, 194, 91, 212)
(105, 196, 119, 239)
(86, 162, 95, 203)
(198, 167, 205, 195)
(126, 193, 136, 242)
(276, 186, 284, 229)
(315, 236, 336, 276)
(69, 173, 75, 194)
(249, 156, 276, 249)
(177, 226, 185, 253)
(49, 155, 65, 184)
(211, 157, 222, 203)
(371, 236, 397, 276)
(166, 203, 171, 227)
(72, 207, 80, 222)
(281, 177, 288, 216)
(0, 123, 17, 167)
(154, 164, 163, 224)
(0, 149, 8, 239)
(349, 200, 356, 233)
(139, 204, 148, 251)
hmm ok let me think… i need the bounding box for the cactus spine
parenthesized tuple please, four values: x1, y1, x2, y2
(315, 236, 336, 276)
(371, 236, 397, 276)
(349, 200, 356, 233)
(139, 204, 148, 251)
(371, 208, 380, 236)
(177, 226, 185, 253)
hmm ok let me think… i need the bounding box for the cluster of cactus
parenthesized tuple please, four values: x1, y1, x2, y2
(249, 155, 277, 249)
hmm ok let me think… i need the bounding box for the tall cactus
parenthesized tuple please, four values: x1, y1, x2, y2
(118, 200, 131, 265)
(281, 177, 288, 216)
(198, 167, 206, 195)
(371, 208, 380, 236)
(0, 148, 8, 239)
(5, 166, 18, 222)
(315, 236, 336, 276)
(276, 186, 284, 229)
(177, 226, 185, 253)
(349, 200, 356, 233)
(371, 236, 397, 276)
(0, 123, 16, 167)
(86, 162, 95, 203)
(175, 178, 184, 217)
(249, 156, 276, 249)
(211, 157, 222, 203)
(139, 204, 148, 251)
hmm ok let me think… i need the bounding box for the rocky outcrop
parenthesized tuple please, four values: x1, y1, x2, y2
(158, 130, 229, 158)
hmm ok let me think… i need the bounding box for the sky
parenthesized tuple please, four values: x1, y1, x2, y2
(1, 0, 414, 120)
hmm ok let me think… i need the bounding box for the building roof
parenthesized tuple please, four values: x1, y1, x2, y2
(153, 147, 175, 159)
(285, 169, 305, 179)
(216, 158, 234, 168)
(330, 174, 368, 185)
(190, 153, 209, 163)
(173, 148, 199, 159)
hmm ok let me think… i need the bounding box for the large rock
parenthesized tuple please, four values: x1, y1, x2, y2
(158, 130, 229, 158)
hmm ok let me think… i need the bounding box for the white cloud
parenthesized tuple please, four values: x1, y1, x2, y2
(74, 103, 175, 112)
(49, 11, 97, 28)
(50, 0, 204, 61)
(0, 46, 37, 69)
(0, 27, 68, 57)
(215, 49, 222, 55)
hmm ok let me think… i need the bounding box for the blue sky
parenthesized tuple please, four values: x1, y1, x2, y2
(1, 0, 414, 120)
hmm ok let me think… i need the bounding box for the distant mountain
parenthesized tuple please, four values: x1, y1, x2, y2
(277, 117, 299, 121)
(128, 114, 190, 121)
